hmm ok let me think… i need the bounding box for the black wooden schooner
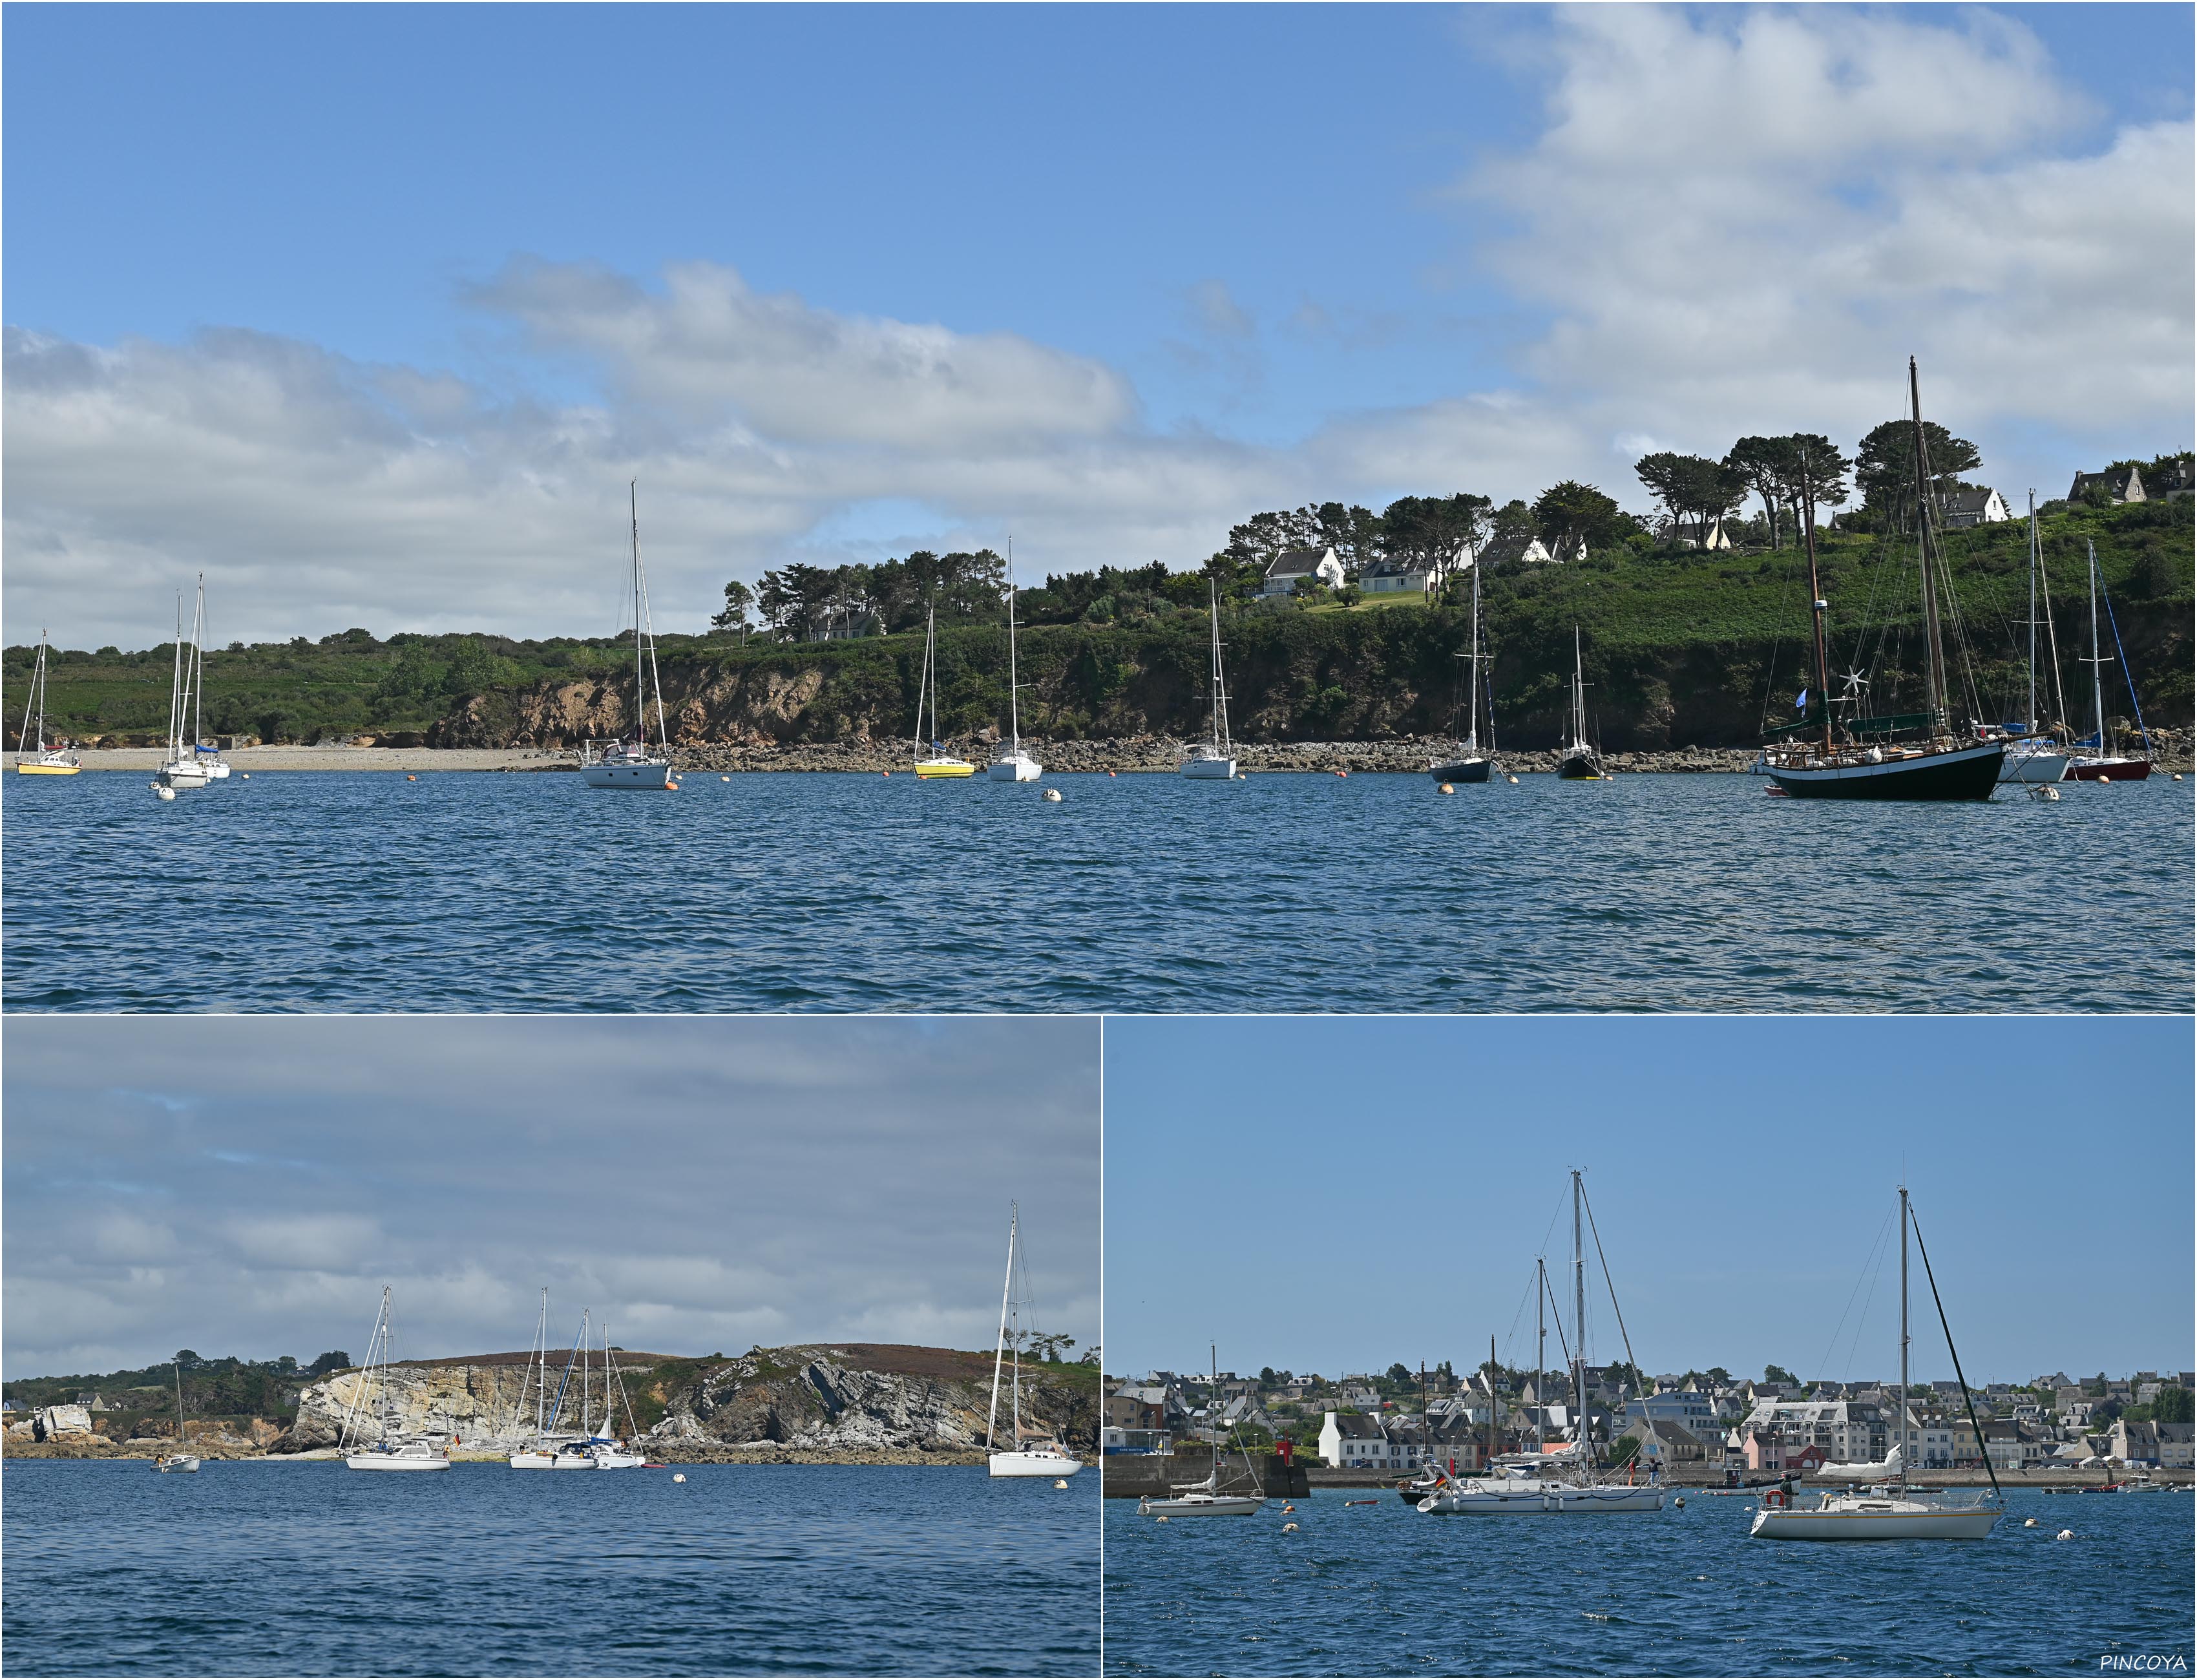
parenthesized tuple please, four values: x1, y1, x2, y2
(1760, 360, 2004, 800)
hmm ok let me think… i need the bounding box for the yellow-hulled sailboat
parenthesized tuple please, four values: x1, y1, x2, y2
(14, 630, 81, 774)
(912, 606, 974, 779)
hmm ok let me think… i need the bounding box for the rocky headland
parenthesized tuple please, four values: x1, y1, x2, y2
(5, 1343, 1098, 1465)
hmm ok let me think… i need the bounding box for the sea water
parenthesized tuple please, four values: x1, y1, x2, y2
(1101, 1486, 2194, 1677)
(0, 1460, 1097, 1677)
(3, 770, 2189, 1012)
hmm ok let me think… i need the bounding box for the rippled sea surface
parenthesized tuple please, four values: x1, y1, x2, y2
(1, 1461, 1095, 1677)
(4, 770, 2189, 1011)
(1102, 1486, 2195, 1677)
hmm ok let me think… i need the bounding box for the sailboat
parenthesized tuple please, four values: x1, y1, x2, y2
(1995, 493, 2072, 784)
(1429, 558, 1493, 783)
(582, 483, 677, 789)
(912, 606, 974, 779)
(1138, 1347, 1265, 1516)
(507, 1289, 567, 1469)
(2066, 541, 2154, 782)
(155, 1358, 202, 1473)
(987, 1203, 1084, 1477)
(339, 1287, 451, 1471)
(987, 540, 1042, 782)
(1751, 1185, 2002, 1540)
(1418, 1173, 1664, 1513)
(1760, 362, 2003, 797)
(13, 629, 81, 775)
(1555, 628, 1605, 780)
(156, 582, 214, 789)
(1179, 579, 1237, 779)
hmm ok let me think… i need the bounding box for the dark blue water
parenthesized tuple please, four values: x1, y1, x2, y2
(4, 771, 2189, 1011)
(1, 1461, 1097, 1676)
(1102, 1486, 2195, 1676)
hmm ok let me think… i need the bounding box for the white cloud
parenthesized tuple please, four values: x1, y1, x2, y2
(2, 6, 2187, 649)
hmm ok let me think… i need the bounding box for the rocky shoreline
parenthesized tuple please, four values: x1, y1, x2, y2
(2, 1438, 990, 1465)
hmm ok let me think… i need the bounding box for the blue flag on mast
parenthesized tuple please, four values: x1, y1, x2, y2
(1795, 689, 1809, 711)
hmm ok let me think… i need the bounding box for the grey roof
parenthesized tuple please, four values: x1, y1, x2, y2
(1265, 547, 1336, 578)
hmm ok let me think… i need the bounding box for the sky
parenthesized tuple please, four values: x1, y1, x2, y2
(0, 1016, 1099, 1381)
(1103, 1016, 2195, 1388)
(2, 3, 2189, 650)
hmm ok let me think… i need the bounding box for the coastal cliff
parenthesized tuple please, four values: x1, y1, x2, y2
(269, 1343, 1097, 1464)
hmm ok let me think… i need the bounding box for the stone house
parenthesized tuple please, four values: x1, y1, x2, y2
(1933, 486, 2013, 527)
(2068, 466, 2146, 504)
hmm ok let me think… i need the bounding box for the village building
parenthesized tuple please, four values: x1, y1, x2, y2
(1261, 546, 1347, 598)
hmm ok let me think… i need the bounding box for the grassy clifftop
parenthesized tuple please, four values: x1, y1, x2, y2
(10, 498, 2189, 750)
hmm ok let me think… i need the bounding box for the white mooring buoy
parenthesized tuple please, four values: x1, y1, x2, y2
(2056, 1528, 2074, 1541)
(1043, 788, 1062, 802)
(152, 782, 175, 801)
(2024, 1517, 2037, 1527)
(1054, 1478, 1068, 1489)
(673, 1473, 687, 1484)
(1438, 782, 1455, 795)
(1507, 774, 1520, 784)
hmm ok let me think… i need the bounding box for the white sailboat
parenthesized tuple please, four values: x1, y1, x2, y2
(155, 582, 214, 789)
(1179, 579, 1237, 779)
(1995, 492, 2071, 784)
(987, 1203, 1084, 1478)
(987, 540, 1042, 782)
(582, 483, 677, 790)
(14, 629, 82, 775)
(1751, 1185, 2001, 1540)
(2065, 540, 2154, 781)
(507, 1289, 565, 1469)
(339, 1286, 451, 1471)
(155, 1357, 202, 1473)
(1419, 1174, 1664, 1514)
(1139, 1347, 1264, 1516)
(912, 605, 974, 778)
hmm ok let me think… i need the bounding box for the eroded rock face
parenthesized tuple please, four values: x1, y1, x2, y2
(273, 1345, 1097, 1462)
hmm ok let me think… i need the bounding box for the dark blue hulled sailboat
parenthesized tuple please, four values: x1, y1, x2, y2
(1761, 361, 2002, 801)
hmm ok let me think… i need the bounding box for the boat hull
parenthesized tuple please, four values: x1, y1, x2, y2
(582, 761, 677, 789)
(1763, 741, 2003, 800)
(914, 759, 975, 779)
(155, 1455, 202, 1473)
(1420, 1483, 1665, 1513)
(1996, 746, 2069, 784)
(509, 1452, 557, 1470)
(344, 1453, 450, 1471)
(2066, 757, 2152, 782)
(1556, 750, 1604, 781)
(1429, 758, 1491, 784)
(987, 754, 1042, 782)
(14, 759, 81, 775)
(1751, 1505, 1999, 1540)
(1179, 756, 1236, 780)
(1138, 1494, 1264, 1517)
(989, 1450, 1085, 1478)
(156, 762, 210, 788)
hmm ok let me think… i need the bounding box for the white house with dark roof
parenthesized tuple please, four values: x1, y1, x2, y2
(1933, 486, 2013, 527)
(1261, 546, 1347, 598)
(1478, 532, 1555, 568)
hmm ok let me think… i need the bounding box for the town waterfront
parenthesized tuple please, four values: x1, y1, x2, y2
(1, 1460, 1097, 1676)
(1101, 1485, 2192, 1676)
(5, 769, 2189, 1011)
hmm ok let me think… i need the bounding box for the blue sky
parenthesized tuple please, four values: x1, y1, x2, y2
(1102, 1016, 2194, 1387)
(1, 1017, 1098, 1380)
(4, 5, 2191, 646)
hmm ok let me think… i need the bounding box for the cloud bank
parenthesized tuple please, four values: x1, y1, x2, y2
(2, 1018, 1100, 1380)
(4, 6, 2187, 647)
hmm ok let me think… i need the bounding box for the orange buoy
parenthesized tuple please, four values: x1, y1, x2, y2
(406, 774, 417, 781)
(883, 770, 890, 777)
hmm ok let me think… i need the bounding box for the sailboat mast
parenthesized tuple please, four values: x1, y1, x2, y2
(1898, 1185, 1910, 1493)
(1010, 1227, 1024, 1444)
(2025, 494, 2039, 733)
(1208, 579, 1228, 750)
(2087, 542, 2107, 753)
(536, 1288, 548, 1439)
(1906, 359, 1948, 731)
(1572, 1170, 1586, 1461)
(19, 634, 41, 755)
(987, 1203, 1016, 1452)
(1535, 1257, 1546, 1454)
(191, 576, 206, 751)
(1005, 539, 1021, 751)
(1468, 562, 1482, 750)
(1800, 453, 1833, 756)
(168, 594, 185, 758)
